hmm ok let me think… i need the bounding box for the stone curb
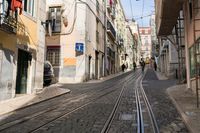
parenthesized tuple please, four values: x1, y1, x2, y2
(166, 86, 194, 133)
(0, 86, 71, 116)
(86, 70, 133, 84)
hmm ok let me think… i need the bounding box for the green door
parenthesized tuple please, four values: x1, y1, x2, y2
(16, 49, 29, 94)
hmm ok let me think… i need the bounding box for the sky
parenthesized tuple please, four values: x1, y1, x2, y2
(121, 0, 155, 27)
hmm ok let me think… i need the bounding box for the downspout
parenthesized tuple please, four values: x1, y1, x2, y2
(184, 1, 191, 90)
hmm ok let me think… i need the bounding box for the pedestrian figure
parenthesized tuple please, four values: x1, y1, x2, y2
(154, 61, 157, 71)
(140, 60, 145, 72)
(126, 62, 128, 70)
(122, 64, 126, 72)
(133, 62, 136, 71)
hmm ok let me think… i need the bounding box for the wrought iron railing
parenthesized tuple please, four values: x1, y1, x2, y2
(107, 20, 116, 39)
(0, 13, 17, 34)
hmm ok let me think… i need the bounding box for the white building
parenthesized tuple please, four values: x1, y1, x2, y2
(128, 21, 142, 66)
(124, 25, 134, 70)
(115, 0, 126, 72)
(46, 0, 105, 83)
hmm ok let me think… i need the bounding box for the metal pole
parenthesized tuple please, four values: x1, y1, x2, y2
(175, 24, 181, 83)
(178, 16, 183, 82)
(104, 0, 107, 76)
(192, 0, 199, 108)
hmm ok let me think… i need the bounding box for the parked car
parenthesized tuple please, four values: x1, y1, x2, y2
(43, 61, 54, 85)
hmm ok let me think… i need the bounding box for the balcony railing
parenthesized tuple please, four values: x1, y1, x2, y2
(96, 0, 100, 14)
(96, 30, 99, 43)
(0, 13, 17, 34)
(106, 0, 112, 12)
(107, 20, 116, 40)
(111, 6, 116, 19)
(117, 34, 124, 46)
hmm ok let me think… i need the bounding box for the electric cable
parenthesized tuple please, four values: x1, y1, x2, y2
(129, 0, 134, 19)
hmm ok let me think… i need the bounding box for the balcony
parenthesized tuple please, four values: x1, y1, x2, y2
(107, 20, 116, 40)
(111, 6, 116, 19)
(107, 0, 112, 12)
(0, 13, 17, 34)
(96, 0, 100, 14)
(117, 35, 124, 46)
(155, 0, 185, 36)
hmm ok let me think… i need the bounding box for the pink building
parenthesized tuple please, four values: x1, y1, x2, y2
(155, 0, 200, 106)
(139, 27, 152, 62)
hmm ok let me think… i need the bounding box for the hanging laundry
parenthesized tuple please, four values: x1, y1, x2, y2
(11, 0, 23, 15)
(110, 0, 113, 5)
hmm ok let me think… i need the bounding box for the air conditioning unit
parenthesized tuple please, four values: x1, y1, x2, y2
(48, 7, 61, 33)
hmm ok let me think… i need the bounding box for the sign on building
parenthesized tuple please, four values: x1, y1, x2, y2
(75, 43, 84, 56)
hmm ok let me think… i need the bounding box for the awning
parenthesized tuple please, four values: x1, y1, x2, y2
(156, 0, 185, 36)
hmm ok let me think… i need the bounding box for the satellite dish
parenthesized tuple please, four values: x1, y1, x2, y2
(48, 22, 52, 36)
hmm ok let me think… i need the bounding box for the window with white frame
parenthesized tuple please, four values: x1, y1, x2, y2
(23, 0, 35, 16)
(47, 47, 60, 66)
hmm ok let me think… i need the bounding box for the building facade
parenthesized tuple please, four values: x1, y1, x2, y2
(115, 0, 126, 72)
(124, 25, 135, 70)
(46, 0, 105, 83)
(128, 21, 142, 66)
(155, 0, 200, 105)
(139, 27, 152, 62)
(150, 14, 159, 58)
(105, 0, 117, 75)
(0, 0, 46, 101)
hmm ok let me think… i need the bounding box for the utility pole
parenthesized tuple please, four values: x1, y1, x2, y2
(104, 0, 107, 76)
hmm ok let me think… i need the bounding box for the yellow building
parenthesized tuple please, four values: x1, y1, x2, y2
(0, 0, 46, 101)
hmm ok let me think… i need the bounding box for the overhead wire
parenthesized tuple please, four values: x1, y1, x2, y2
(129, 0, 134, 20)
(141, 0, 145, 26)
(55, 0, 105, 36)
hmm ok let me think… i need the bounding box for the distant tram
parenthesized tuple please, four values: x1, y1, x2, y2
(145, 57, 150, 64)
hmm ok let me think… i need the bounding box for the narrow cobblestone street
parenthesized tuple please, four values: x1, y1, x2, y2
(0, 69, 189, 133)
(142, 69, 189, 133)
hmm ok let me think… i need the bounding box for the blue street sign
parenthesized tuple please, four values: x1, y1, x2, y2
(75, 43, 84, 52)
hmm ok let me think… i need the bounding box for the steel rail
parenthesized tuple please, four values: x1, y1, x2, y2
(0, 73, 131, 131)
(139, 74, 160, 133)
(29, 71, 139, 133)
(101, 70, 142, 133)
(135, 74, 144, 133)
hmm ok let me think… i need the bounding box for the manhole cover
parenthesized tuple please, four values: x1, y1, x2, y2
(185, 111, 196, 116)
(120, 114, 135, 121)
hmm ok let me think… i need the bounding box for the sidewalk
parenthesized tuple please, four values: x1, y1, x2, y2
(0, 84, 70, 116)
(86, 70, 131, 83)
(167, 84, 200, 133)
(0, 70, 130, 116)
(155, 70, 200, 133)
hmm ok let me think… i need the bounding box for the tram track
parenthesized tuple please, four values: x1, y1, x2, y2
(100, 69, 159, 133)
(0, 71, 138, 133)
(0, 70, 159, 133)
(101, 70, 142, 133)
(29, 71, 139, 133)
(135, 71, 159, 133)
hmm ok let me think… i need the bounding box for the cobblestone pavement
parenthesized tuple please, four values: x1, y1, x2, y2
(0, 71, 134, 133)
(108, 71, 139, 133)
(142, 68, 189, 133)
(0, 69, 190, 133)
